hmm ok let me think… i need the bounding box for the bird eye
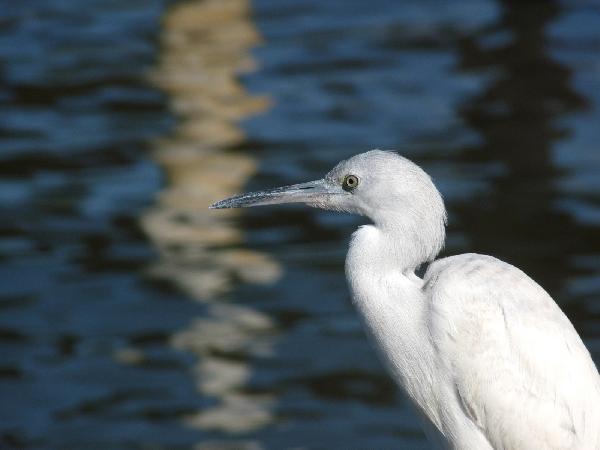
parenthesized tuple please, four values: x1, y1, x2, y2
(342, 174, 359, 191)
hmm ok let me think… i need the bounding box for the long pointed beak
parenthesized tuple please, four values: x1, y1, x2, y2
(210, 179, 339, 209)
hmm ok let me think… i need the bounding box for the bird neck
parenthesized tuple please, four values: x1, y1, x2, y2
(345, 224, 441, 425)
(370, 210, 446, 272)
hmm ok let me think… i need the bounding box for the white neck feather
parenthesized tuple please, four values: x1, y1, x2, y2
(373, 209, 446, 272)
(345, 221, 446, 432)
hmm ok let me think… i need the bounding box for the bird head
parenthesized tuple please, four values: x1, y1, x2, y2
(211, 150, 445, 229)
(211, 150, 447, 263)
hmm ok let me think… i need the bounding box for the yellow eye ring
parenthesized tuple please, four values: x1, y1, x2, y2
(343, 174, 359, 191)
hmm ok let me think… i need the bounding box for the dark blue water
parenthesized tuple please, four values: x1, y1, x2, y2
(1, 0, 599, 449)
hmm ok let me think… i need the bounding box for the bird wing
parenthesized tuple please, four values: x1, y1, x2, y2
(424, 254, 600, 450)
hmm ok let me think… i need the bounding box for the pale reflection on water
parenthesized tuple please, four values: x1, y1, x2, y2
(142, 0, 280, 441)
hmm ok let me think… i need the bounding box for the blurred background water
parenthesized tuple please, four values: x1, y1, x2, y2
(1, 0, 599, 449)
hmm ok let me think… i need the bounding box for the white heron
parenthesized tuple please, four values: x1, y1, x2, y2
(210, 150, 600, 449)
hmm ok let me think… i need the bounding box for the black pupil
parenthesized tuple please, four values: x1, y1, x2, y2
(343, 176, 357, 192)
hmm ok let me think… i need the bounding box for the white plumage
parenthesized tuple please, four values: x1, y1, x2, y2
(211, 150, 600, 449)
